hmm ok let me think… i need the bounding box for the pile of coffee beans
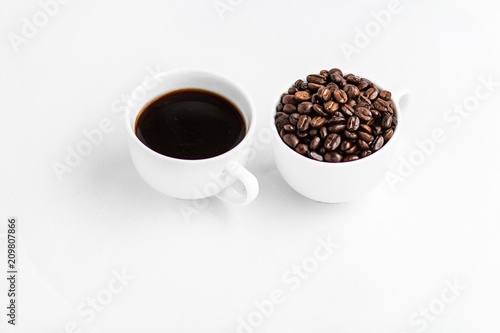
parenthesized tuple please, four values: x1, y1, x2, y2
(275, 68, 397, 162)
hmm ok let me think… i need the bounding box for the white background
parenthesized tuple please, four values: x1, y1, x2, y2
(1, 0, 500, 332)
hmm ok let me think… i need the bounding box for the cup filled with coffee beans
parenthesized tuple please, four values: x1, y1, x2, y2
(272, 68, 408, 203)
(125, 69, 259, 204)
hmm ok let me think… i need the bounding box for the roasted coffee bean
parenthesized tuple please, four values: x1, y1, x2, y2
(365, 87, 379, 100)
(329, 68, 343, 76)
(297, 101, 313, 115)
(344, 155, 359, 162)
(288, 87, 298, 95)
(358, 131, 374, 143)
(373, 125, 382, 135)
(324, 133, 341, 151)
(308, 83, 323, 92)
(343, 130, 358, 140)
(367, 118, 375, 126)
(328, 116, 346, 124)
(310, 136, 321, 150)
(341, 104, 355, 117)
(283, 124, 296, 132)
(283, 104, 296, 113)
(371, 109, 381, 118)
(372, 136, 384, 151)
(310, 116, 327, 128)
(289, 113, 300, 125)
(360, 150, 372, 158)
(353, 103, 366, 110)
(346, 74, 361, 84)
(309, 128, 318, 137)
(297, 130, 308, 138)
(379, 90, 392, 100)
(358, 124, 373, 134)
(275, 117, 289, 131)
(294, 79, 303, 89)
(327, 84, 339, 94)
(275, 112, 287, 120)
(312, 104, 328, 117)
(374, 98, 389, 112)
(279, 128, 286, 138)
(283, 133, 299, 148)
(276, 103, 283, 112)
(354, 107, 372, 122)
(324, 100, 340, 114)
(311, 93, 321, 104)
(381, 114, 393, 129)
(347, 99, 357, 107)
(392, 116, 398, 126)
(320, 69, 329, 77)
(356, 101, 369, 109)
(328, 124, 346, 133)
(330, 73, 344, 84)
(388, 101, 396, 113)
(333, 89, 348, 103)
(357, 79, 371, 90)
(340, 141, 353, 152)
(297, 115, 311, 131)
(275, 118, 289, 131)
(324, 151, 343, 162)
(308, 151, 324, 161)
(275, 118, 288, 128)
(295, 143, 309, 155)
(383, 128, 394, 141)
(345, 145, 357, 154)
(359, 95, 372, 105)
(319, 147, 326, 154)
(358, 139, 370, 151)
(282, 94, 297, 105)
(347, 116, 360, 131)
(319, 126, 328, 139)
(317, 86, 332, 101)
(307, 74, 327, 85)
(295, 91, 311, 102)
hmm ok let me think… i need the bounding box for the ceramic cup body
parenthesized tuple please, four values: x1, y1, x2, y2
(272, 82, 408, 203)
(125, 69, 258, 203)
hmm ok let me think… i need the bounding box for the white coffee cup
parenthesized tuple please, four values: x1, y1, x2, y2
(272, 82, 409, 203)
(125, 69, 259, 205)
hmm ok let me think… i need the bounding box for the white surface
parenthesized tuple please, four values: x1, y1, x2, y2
(1, 0, 500, 332)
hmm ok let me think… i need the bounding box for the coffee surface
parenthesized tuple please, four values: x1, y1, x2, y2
(136, 89, 246, 160)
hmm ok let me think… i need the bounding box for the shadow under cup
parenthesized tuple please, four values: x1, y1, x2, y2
(272, 84, 405, 203)
(125, 70, 256, 200)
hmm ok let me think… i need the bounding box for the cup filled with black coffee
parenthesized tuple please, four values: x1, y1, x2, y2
(272, 68, 409, 203)
(125, 69, 258, 204)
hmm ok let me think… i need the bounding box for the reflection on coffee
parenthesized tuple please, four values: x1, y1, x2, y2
(136, 89, 246, 160)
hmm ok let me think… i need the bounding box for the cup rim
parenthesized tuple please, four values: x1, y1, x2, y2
(271, 79, 402, 167)
(125, 68, 257, 164)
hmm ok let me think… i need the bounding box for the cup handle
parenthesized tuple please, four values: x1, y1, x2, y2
(215, 161, 259, 205)
(392, 85, 410, 112)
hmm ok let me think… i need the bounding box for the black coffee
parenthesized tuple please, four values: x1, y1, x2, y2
(135, 89, 246, 159)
